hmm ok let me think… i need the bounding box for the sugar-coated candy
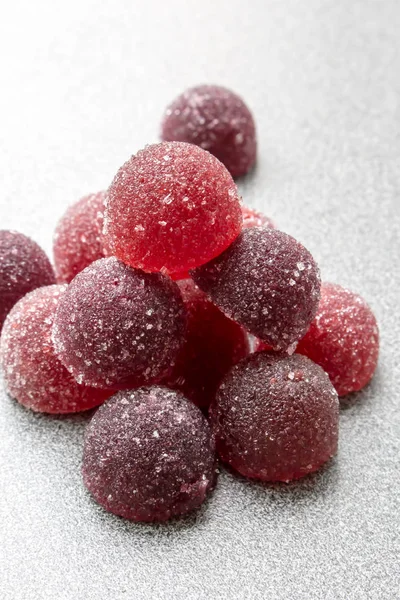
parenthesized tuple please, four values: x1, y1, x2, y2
(166, 279, 249, 409)
(103, 141, 242, 276)
(161, 85, 256, 178)
(0, 286, 110, 413)
(52, 257, 186, 389)
(297, 283, 379, 396)
(242, 205, 275, 230)
(211, 352, 339, 482)
(82, 386, 216, 521)
(0, 230, 55, 329)
(53, 191, 106, 283)
(191, 227, 321, 351)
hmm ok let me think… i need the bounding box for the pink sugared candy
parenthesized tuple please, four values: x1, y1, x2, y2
(210, 352, 339, 482)
(161, 85, 257, 178)
(241, 205, 275, 230)
(296, 283, 379, 396)
(166, 279, 249, 409)
(53, 191, 106, 283)
(82, 386, 216, 521)
(52, 257, 186, 390)
(0, 230, 55, 329)
(191, 227, 321, 351)
(0, 285, 110, 413)
(103, 141, 242, 277)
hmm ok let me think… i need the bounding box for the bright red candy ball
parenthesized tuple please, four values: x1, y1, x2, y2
(0, 230, 55, 329)
(103, 142, 242, 277)
(161, 85, 257, 178)
(82, 386, 216, 522)
(53, 191, 106, 283)
(296, 283, 379, 396)
(52, 257, 186, 390)
(241, 205, 275, 230)
(0, 285, 110, 413)
(210, 352, 339, 482)
(191, 227, 321, 351)
(166, 279, 249, 409)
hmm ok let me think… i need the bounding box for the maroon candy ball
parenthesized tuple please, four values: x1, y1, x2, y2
(296, 283, 379, 396)
(161, 85, 257, 178)
(82, 386, 216, 522)
(103, 141, 242, 277)
(210, 352, 339, 482)
(53, 191, 106, 283)
(191, 227, 321, 351)
(0, 285, 110, 413)
(241, 205, 275, 230)
(52, 257, 186, 389)
(166, 279, 249, 409)
(0, 230, 55, 329)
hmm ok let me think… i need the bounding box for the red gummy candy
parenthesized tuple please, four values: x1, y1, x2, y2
(82, 386, 216, 522)
(210, 352, 339, 482)
(161, 85, 257, 178)
(241, 205, 275, 230)
(296, 283, 379, 396)
(53, 191, 106, 283)
(103, 142, 242, 276)
(0, 286, 110, 413)
(0, 230, 55, 329)
(191, 228, 321, 351)
(52, 257, 186, 390)
(166, 279, 249, 409)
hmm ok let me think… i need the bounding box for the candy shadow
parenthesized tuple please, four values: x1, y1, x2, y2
(221, 455, 339, 504)
(83, 482, 217, 538)
(340, 367, 381, 411)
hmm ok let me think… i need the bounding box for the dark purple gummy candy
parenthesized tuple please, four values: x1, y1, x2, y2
(52, 257, 186, 389)
(210, 352, 339, 482)
(161, 85, 257, 178)
(191, 227, 321, 351)
(82, 386, 216, 521)
(0, 230, 55, 329)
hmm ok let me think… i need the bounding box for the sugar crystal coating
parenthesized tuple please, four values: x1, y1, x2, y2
(166, 279, 249, 409)
(191, 228, 321, 351)
(52, 257, 186, 389)
(211, 352, 339, 482)
(161, 85, 257, 178)
(0, 285, 110, 413)
(296, 283, 379, 396)
(82, 386, 216, 521)
(0, 230, 55, 329)
(242, 205, 275, 230)
(53, 191, 106, 283)
(103, 141, 242, 276)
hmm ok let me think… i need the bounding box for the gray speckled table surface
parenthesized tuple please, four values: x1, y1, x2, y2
(0, 1, 399, 598)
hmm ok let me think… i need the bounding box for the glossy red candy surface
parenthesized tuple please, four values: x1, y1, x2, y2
(297, 283, 379, 396)
(0, 285, 110, 413)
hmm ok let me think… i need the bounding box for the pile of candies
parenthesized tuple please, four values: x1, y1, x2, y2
(0, 85, 379, 522)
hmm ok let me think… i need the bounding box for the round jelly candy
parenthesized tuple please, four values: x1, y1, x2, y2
(241, 205, 275, 230)
(166, 279, 249, 409)
(0, 230, 55, 329)
(53, 191, 106, 283)
(296, 283, 379, 396)
(103, 141, 242, 276)
(161, 85, 256, 178)
(210, 352, 339, 482)
(0, 285, 110, 413)
(82, 386, 216, 521)
(191, 227, 321, 351)
(52, 257, 186, 389)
